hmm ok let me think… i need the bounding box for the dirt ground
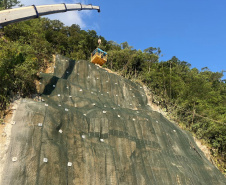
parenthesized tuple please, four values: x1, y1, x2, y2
(0, 99, 20, 183)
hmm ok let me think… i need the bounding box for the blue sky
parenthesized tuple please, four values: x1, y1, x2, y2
(21, 0, 226, 78)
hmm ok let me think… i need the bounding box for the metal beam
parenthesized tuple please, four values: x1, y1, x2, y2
(0, 3, 100, 27)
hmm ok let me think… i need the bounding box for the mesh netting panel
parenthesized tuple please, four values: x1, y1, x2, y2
(2, 55, 226, 185)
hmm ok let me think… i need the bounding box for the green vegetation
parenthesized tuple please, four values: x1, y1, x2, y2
(0, 15, 225, 172)
(0, 0, 22, 10)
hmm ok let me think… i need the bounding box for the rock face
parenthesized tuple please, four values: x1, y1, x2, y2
(1, 55, 226, 185)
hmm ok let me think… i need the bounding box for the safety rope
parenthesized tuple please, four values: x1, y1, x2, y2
(78, 3, 82, 11)
(62, 3, 67, 12)
(32, 5, 39, 18)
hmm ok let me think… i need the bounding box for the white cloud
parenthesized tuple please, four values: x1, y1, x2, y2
(46, 10, 85, 28)
(20, 0, 90, 29)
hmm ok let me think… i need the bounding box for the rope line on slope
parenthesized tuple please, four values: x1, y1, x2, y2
(144, 86, 226, 125)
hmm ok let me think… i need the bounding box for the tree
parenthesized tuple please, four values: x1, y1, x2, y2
(0, 0, 21, 10)
(143, 47, 161, 73)
(144, 47, 161, 55)
(121, 42, 133, 50)
(106, 41, 121, 51)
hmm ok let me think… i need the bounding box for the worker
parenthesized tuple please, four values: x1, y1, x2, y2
(98, 38, 101, 46)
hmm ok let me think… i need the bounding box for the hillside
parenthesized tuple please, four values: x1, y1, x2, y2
(1, 55, 225, 184)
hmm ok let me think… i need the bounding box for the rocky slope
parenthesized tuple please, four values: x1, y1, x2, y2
(1, 55, 225, 185)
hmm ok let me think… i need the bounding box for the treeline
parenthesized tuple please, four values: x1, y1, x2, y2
(0, 17, 225, 171)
